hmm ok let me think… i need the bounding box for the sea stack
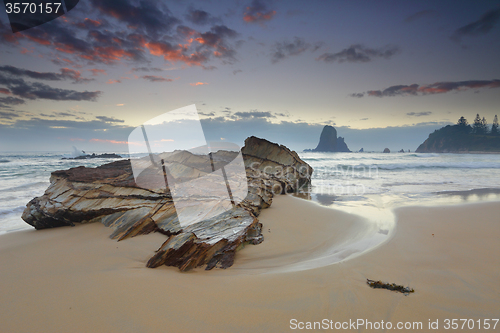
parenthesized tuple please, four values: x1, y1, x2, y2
(310, 125, 351, 152)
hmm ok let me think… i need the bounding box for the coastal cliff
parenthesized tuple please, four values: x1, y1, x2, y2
(21, 136, 312, 271)
(416, 124, 500, 153)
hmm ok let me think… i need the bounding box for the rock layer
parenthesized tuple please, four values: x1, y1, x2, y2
(22, 136, 312, 271)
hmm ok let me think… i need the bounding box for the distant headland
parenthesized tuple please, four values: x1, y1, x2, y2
(416, 114, 500, 153)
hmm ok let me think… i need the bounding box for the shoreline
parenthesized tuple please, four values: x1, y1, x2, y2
(1, 196, 500, 331)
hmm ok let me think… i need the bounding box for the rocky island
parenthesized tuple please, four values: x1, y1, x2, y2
(21, 136, 312, 271)
(305, 125, 351, 152)
(62, 152, 123, 160)
(416, 115, 500, 153)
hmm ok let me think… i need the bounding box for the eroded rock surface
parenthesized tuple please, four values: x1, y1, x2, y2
(22, 136, 312, 271)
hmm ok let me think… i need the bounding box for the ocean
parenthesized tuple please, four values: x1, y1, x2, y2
(1, 151, 500, 235)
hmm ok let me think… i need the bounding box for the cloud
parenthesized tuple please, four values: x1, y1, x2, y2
(233, 69, 242, 75)
(0, 73, 101, 101)
(89, 69, 107, 76)
(106, 79, 121, 84)
(195, 25, 239, 62)
(76, 18, 103, 29)
(95, 116, 124, 123)
(131, 67, 163, 72)
(0, 96, 25, 107)
(0, 65, 92, 83)
(404, 10, 437, 23)
(0, 111, 21, 119)
(451, 8, 500, 41)
(190, 82, 208, 86)
(360, 79, 500, 97)
(243, 0, 277, 24)
(1, 5, 240, 68)
(407, 112, 432, 117)
(141, 75, 173, 82)
(271, 37, 310, 63)
(12, 117, 128, 131)
(89, 0, 179, 37)
(198, 115, 449, 152)
(185, 8, 219, 25)
(232, 111, 275, 118)
(89, 138, 130, 145)
(317, 44, 400, 63)
(350, 93, 364, 98)
(54, 112, 76, 117)
(0, 111, 449, 152)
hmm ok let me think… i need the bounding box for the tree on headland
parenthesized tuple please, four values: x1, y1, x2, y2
(482, 117, 488, 133)
(416, 114, 500, 152)
(473, 114, 487, 134)
(492, 115, 499, 135)
(457, 116, 468, 127)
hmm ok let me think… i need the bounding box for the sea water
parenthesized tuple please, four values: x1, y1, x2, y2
(1, 151, 499, 234)
(0, 152, 128, 234)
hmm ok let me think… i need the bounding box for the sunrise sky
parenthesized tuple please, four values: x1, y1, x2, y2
(0, 0, 499, 151)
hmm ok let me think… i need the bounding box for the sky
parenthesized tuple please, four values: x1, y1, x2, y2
(0, 0, 499, 152)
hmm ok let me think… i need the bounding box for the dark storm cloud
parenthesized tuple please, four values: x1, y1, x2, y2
(89, 0, 179, 37)
(11, 82, 101, 101)
(0, 65, 92, 83)
(271, 37, 310, 63)
(407, 112, 432, 117)
(317, 44, 400, 63)
(358, 79, 500, 97)
(141, 75, 174, 82)
(185, 8, 219, 25)
(75, 18, 106, 30)
(0, 73, 101, 101)
(451, 8, 500, 41)
(197, 25, 239, 61)
(1, 19, 147, 64)
(0, 111, 21, 119)
(404, 10, 437, 23)
(243, 0, 277, 24)
(0, 96, 25, 106)
(95, 115, 124, 123)
(0, 3, 241, 68)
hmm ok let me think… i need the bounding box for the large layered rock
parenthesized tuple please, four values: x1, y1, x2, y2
(22, 136, 312, 271)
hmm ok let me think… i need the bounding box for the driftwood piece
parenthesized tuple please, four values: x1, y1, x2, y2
(22, 136, 312, 271)
(366, 279, 415, 295)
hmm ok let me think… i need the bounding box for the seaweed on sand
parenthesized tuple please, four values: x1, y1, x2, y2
(366, 279, 415, 295)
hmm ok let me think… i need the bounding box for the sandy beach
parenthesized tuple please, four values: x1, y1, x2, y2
(1, 195, 499, 332)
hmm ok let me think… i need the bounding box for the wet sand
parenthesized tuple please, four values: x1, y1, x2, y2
(1, 196, 499, 332)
